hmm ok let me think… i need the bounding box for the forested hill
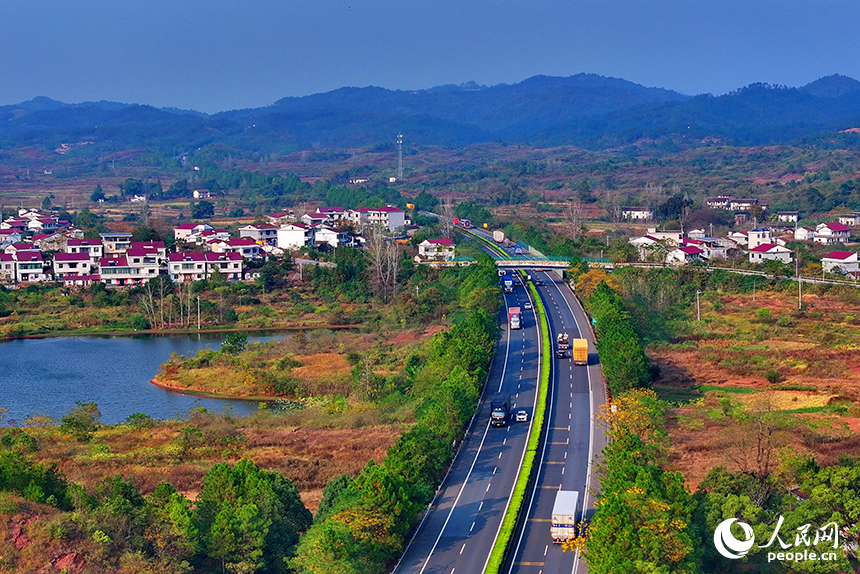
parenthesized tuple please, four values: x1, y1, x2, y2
(3, 74, 860, 153)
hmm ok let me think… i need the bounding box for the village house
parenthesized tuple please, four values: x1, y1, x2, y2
(0, 254, 14, 283)
(192, 189, 211, 199)
(644, 228, 683, 244)
(0, 229, 23, 246)
(299, 212, 329, 227)
(822, 251, 859, 275)
(277, 224, 314, 250)
(15, 252, 51, 283)
(747, 228, 773, 249)
(207, 237, 262, 259)
(174, 223, 213, 243)
(417, 238, 456, 262)
(187, 229, 230, 245)
(267, 211, 295, 226)
(748, 243, 793, 264)
(66, 239, 104, 262)
(167, 252, 243, 282)
(98, 254, 159, 286)
(814, 222, 851, 245)
(313, 226, 352, 249)
(53, 252, 95, 279)
(349, 206, 406, 232)
(794, 226, 815, 242)
(239, 224, 278, 245)
(100, 232, 133, 256)
(666, 245, 705, 265)
(777, 211, 799, 223)
(706, 196, 732, 210)
(621, 207, 653, 221)
(838, 213, 860, 227)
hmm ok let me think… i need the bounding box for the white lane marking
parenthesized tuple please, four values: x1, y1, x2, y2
(460, 544, 466, 555)
(486, 483, 491, 492)
(414, 301, 515, 574)
(478, 501, 483, 511)
(498, 452, 502, 459)
(544, 545, 549, 556)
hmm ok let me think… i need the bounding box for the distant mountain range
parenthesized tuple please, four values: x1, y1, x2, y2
(3, 74, 860, 154)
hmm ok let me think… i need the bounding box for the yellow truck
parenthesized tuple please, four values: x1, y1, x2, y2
(572, 338, 588, 366)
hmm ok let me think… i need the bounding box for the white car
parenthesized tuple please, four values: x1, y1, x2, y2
(524, 302, 533, 310)
(515, 409, 529, 423)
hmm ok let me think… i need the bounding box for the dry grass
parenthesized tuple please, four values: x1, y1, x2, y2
(652, 288, 860, 488)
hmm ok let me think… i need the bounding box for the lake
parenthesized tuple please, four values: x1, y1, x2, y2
(0, 333, 283, 425)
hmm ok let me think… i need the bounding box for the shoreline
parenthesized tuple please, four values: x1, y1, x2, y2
(2, 322, 359, 341)
(150, 376, 287, 402)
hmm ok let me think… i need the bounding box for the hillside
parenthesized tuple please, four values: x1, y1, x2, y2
(4, 74, 860, 155)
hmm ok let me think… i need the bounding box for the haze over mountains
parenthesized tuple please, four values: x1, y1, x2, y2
(2, 73, 860, 154)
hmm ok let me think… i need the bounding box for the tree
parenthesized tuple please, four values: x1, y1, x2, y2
(121, 178, 145, 198)
(91, 184, 105, 202)
(41, 195, 52, 210)
(366, 228, 400, 302)
(192, 201, 215, 219)
(60, 401, 101, 442)
(221, 333, 247, 355)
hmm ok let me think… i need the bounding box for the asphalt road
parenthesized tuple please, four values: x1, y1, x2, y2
(395, 280, 543, 574)
(508, 270, 608, 574)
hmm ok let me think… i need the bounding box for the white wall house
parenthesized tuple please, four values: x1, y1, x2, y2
(621, 207, 653, 221)
(167, 252, 243, 282)
(748, 243, 792, 264)
(815, 222, 851, 244)
(349, 206, 406, 232)
(747, 228, 772, 249)
(314, 226, 352, 249)
(417, 238, 456, 261)
(66, 239, 104, 263)
(53, 252, 94, 278)
(794, 227, 815, 241)
(277, 224, 314, 250)
(777, 211, 799, 223)
(822, 251, 859, 275)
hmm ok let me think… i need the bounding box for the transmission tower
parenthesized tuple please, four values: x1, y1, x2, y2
(397, 133, 403, 180)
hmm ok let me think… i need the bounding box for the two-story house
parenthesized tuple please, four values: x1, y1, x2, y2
(53, 252, 94, 279)
(277, 224, 314, 250)
(239, 224, 279, 245)
(100, 232, 133, 256)
(748, 243, 793, 264)
(822, 251, 860, 275)
(814, 222, 851, 245)
(349, 206, 406, 232)
(167, 252, 243, 282)
(66, 238, 105, 262)
(417, 238, 456, 262)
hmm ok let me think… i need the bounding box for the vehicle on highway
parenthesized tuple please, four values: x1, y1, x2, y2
(509, 307, 522, 329)
(573, 338, 588, 365)
(490, 393, 510, 427)
(523, 301, 532, 310)
(556, 332, 569, 358)
(515, 409, 528, 423)
(551, 490, 580, 543)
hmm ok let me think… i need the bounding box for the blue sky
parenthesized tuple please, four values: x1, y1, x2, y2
(0, 0, 856, 113)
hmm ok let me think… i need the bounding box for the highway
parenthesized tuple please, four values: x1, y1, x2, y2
(508, 269, 608, 574)
(395, 278, 543, 574)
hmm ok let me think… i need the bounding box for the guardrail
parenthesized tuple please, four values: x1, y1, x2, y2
(486, 276, 551, 573)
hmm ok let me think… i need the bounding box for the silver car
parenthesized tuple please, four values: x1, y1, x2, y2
(515, 409, 528, 422)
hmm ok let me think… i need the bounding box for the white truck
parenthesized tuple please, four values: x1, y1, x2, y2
(493, 229, 505, 243)
(509, 306, 521, 330)
(550, 490, 580, 543)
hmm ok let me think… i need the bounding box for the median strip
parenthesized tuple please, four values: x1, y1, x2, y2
(486, 276, 551, 573)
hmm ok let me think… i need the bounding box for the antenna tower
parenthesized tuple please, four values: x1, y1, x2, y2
(397, 133, 403, 180)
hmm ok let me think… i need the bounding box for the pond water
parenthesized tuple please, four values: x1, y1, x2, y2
(0, 333, 283, 425)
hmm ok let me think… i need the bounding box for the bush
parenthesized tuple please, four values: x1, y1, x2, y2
(764, 369, 782, 384)
(60, 402, 101, 442)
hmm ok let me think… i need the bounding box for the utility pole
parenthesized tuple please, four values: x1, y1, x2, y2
(696, 290, 702, 321)
(796, 256, 802, 310)
(197, 296, 200, 331)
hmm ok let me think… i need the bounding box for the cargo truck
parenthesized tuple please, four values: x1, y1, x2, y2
(573, 338, 588, 365)
(502, 276, 514, 293)
(550, 490, 580, 543)
(509, 307, 521, 329)
(490, 393, 510, 427)
(493, 229, 505, 243)
(556, 333, 570, 358)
